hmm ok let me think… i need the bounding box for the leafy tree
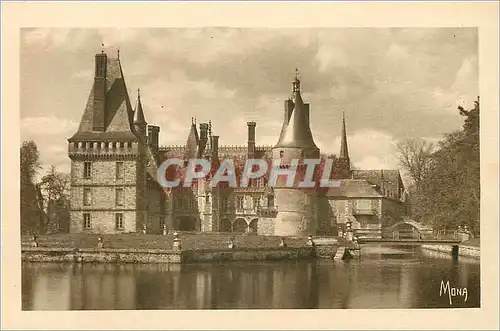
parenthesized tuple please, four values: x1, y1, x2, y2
(39, 166, 71, 233)
(20, 141, 43, 234)
(397, 97, 480, 235)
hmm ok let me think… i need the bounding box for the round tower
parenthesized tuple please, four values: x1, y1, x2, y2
(272, 70, 320, 237)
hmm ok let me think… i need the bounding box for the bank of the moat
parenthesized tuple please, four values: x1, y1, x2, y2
(21, 233, 478, 263)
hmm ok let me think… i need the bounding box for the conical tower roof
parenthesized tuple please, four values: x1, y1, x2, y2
(133, 89, 147, 125)
(185, 118, 199, 159)
(340, 111, 349, 159)
(275, 71, 318, 150)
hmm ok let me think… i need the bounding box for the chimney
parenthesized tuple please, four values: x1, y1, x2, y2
(147, 125, 160, 153)
(211, 135, 219, 160)
(199, 123, 209, 155)
(247, 121, 256, 158)
(92, 52, 107, 131)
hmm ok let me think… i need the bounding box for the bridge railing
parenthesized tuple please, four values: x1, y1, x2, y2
(433, 230, 459, 240)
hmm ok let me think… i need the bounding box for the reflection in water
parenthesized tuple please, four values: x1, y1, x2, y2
(22, 245, 480, 310)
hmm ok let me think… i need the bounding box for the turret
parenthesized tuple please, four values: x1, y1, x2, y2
(274, 69, 319, 158)
(271, 70, 320, 237)
(185, 118, 199, 159)
(133, 89, 147, 137)
(338, 111, 351, 178)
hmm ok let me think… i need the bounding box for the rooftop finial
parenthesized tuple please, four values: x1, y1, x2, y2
(137, 88, 140, 98)
(293, 68, 301, 93)
(101, 43, 104, 54)
(117, 48, 120, 59)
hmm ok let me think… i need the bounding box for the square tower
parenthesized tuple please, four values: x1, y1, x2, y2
(67, 52, 148, 234)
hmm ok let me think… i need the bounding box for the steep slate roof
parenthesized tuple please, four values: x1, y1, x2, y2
(351, 169, 402, 191)
(133, 90, 147, 125)
(184, 122, 200, 159)
(69, 57, 137, 142)
(326, 179, 383, 198)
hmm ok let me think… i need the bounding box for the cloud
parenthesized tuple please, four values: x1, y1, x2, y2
(97, 29, 141, 47)
(316, 45, 349, 71)
(71, 69, 93, 80)
(316, 129, 399, 170)
(22, 28, 91, 51)
(21, 116, 79, 136)
(431, 55, 478, 113)
(20, 27, 478, 176)
(386, 43, 409, 60)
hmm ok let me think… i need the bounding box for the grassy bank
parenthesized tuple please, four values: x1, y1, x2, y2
(461, 237, 480, 248)
(21, 232, 310, 250)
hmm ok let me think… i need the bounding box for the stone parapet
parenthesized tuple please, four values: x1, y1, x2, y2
(22, 246, 316, 264)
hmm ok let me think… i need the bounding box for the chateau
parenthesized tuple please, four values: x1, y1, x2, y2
(68, 51, 408, 238)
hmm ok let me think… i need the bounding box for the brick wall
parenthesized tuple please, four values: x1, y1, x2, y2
(70, 210, 136, 233)
(70, 159, 138, 234)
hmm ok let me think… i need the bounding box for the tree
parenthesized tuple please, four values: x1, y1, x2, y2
(20, 141, 43, 234)
(396, 138, 435, 185)
(39, 166, 71, 233)
(397, 97, 480, 234)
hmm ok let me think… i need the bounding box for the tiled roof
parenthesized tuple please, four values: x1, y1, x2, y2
(351, 169, 403, 192)
(352, 169, 400, 183)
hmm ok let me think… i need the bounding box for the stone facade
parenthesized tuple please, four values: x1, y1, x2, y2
(68, 51, 408, 237)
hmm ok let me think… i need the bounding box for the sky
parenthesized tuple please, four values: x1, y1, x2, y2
(20, 27, 478, 180)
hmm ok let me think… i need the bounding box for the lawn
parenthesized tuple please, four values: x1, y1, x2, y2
(21, 232, 309, 250)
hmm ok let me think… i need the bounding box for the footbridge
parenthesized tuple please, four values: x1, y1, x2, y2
(357, 238, 461, 245)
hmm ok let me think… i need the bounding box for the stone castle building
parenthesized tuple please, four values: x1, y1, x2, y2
(68, 51, 408, 238)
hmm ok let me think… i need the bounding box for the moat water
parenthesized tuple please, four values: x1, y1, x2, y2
(22, 245, 480, 310)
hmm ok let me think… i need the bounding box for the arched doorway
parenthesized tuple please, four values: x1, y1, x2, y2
(233, 218, 248, 233)
(249, 218, 258, 233)
(219, 218, 231, 232)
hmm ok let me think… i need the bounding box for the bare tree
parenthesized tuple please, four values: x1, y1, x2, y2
(396, 138, 434, 185)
